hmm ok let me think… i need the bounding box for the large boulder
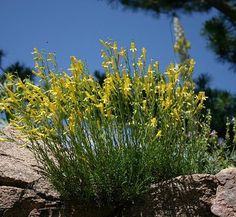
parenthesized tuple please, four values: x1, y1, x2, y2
(0, 126, 235, 217)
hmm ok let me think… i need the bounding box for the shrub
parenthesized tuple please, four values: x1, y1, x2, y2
(0, 41, 228, 206)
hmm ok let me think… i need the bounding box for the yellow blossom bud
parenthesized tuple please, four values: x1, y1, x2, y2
(141, 47, 146, 60)
(130, 42, 137, 53)
(150, 117, 157, 128)
(155, 130, 162, 138)
(119, 47, 126, 56)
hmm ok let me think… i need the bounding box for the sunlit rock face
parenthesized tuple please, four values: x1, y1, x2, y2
(211, 167, 236, 217)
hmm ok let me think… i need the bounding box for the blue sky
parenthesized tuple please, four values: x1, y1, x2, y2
(1, 0, 236, 93)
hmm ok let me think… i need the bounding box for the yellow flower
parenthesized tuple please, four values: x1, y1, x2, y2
(4, 74, 14, 84)
(47, 53, 54, 62)
(28, 128, 45, 139)
(150, 117, 157, 128)
(52, 85, 63, 98)
(153, 61, 159, 72)
(102, 60, 112, 70)
(32, 48, 43, 61)
(130, 42, 137, 53)
(112, 42, 118, 52)
(31, 48, 39, 55)
(33, 69, 45, 79)
(166, 83, 174, 96)
(69, 56, 84, 78)
(137, 58, 143, 69)
(84, 91, 97, 103)
(97, 120, 101, 128)
(188, 59, 195, 75)
(96, 102, 104, 114)
(155, 130, 162, 138)
(196, 91, 207, 101)
(141, 47, 146, 60)
(171, 108, 180, 121)
(4, 87, 18, 104)
(68, 115, 76, 134)
(142, 100, 147, 112)
(0, 137, 7, 142)
(105, 109, 112, 119)
(147, 65, 154, 77)
(119, 47, 126, 56)
(111, 57, 117, 70)
(157, 82, 165, 94)
(196, 91, 207, 109)
(102, 75, 115, 103)
(123, 73, 131, 97)
(162, 97, 172, 110)
(48, 102, 57, 113)
(101, 50, 108, 59)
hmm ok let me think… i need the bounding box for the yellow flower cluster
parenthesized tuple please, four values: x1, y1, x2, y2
(0, 41, 207, 146)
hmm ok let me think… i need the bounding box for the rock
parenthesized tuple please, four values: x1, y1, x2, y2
(0, 186, 45, 217)
(0, 127, 61, 217)
(211, 167, 236, 217)
(121, 174, 218, 217)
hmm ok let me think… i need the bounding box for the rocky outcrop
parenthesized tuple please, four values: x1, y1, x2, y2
(121, 174, 218, 217)
(0, 127, 61, 217)
(0, 126, 235, 217)
(211, 168, 236, 217)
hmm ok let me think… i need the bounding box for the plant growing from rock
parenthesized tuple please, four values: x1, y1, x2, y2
(0, 41, 232, 207)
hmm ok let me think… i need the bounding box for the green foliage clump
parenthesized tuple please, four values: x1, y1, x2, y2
(0, 41, 232, 206)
